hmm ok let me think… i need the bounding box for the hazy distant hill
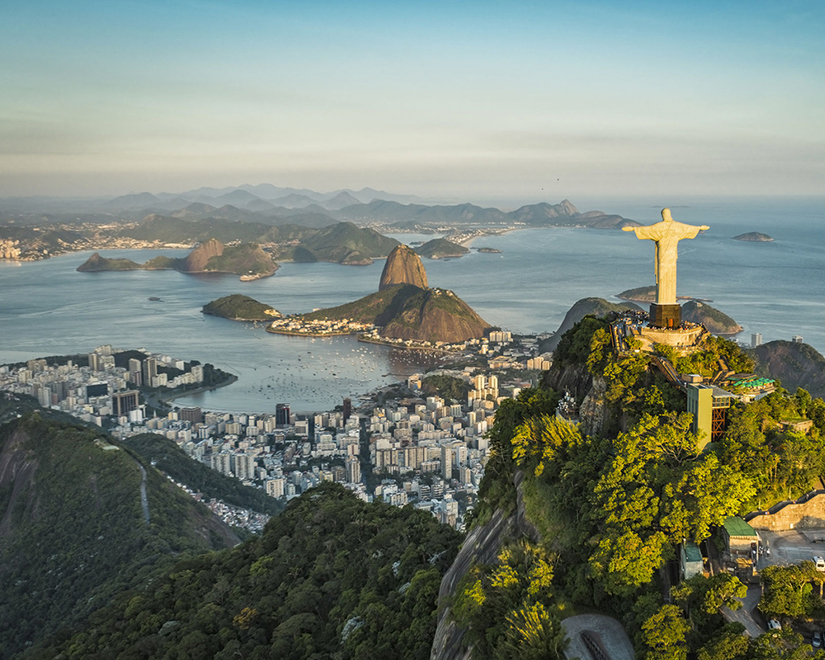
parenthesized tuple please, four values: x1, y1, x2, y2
(681, 300, 742, 335)
(414, 237, 469, 259)
(337, 198, 638, 229)
(320, 190, 362, 210)
(284, 222, 400, 265)
(0, 408, 237, 657)
(750, 340, 825, 398)
(78, 239, 279, 277)
(338, 200, 510, 225)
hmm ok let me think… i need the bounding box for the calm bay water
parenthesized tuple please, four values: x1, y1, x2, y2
(0, 196, 822, 412)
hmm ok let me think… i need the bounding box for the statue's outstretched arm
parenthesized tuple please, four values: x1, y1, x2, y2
(622, 227, 636, 232)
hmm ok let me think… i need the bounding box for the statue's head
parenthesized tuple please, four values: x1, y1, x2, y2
(661, 208, 673, 222)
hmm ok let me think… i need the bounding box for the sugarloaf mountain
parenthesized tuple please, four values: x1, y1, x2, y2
(300, 245, 490, 343)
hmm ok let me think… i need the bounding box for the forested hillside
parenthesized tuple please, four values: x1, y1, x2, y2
(450, 317, 825, 659)
(31, 483, 462, 660)
(0, 410, 237, 657)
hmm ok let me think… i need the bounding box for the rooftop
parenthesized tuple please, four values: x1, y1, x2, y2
(723, 516, 758, 538)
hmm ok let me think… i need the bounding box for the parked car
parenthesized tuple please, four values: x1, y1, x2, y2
(813, 631, 822, 648)
(768, 620, 782, 631)
(814, 555, 825, 572)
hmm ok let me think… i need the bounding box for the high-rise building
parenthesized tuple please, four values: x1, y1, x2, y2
(441, 444, 452, 480)
(346, 456, 361, 484)
(266, 477, 285, 498)
(179, 407, 203, 424)
(276, 403, 291, 427)
(343, 397, 352, 422)
(232, 454, 255, 481)
(751, 333, 763, 348)
(112, 390, 140, 416)
(142, 358, 158, 384)
(88, 353, 102, 372)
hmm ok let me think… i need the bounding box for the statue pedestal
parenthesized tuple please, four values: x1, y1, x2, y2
(650, 303, 681, 329)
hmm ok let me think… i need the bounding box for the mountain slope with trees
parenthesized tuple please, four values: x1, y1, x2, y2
(0, 410, 238, 657)
(31, 483, 462, 660)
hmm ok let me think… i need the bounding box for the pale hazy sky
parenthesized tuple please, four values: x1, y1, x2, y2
(1, 0, 823, 200)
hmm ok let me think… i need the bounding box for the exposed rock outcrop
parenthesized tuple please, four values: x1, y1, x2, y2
(379, 245, 428, 291)
(431, 507, 517, 660)
(540, 362, 594, 401)
(179, 238, 224, 272)
(579, 376, 609, 437)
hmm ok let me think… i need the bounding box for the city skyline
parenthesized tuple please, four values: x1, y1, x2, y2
(1, 0, 823, 200)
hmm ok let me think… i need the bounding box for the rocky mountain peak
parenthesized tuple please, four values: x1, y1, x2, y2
(379, 244, 428, 291)
(181, 237, 224, 272)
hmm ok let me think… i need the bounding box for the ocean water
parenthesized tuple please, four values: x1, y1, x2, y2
(0, 196, 822, 412)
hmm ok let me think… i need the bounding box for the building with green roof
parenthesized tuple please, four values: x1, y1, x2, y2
(721, 516, 758, 556)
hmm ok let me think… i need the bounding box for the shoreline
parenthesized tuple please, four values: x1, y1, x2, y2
(158, 374, 239, 406)
(265, 327, 356, 338)
(356, 334, 460, 354)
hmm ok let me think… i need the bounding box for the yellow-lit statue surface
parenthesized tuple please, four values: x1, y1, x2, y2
(623, 208, 709, 327)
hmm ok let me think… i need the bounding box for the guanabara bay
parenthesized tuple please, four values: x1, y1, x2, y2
(2, 3, 823, 657)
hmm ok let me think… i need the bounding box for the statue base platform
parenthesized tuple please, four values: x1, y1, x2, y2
(636, 325, 706, 351)
(649, 303, 681, 329)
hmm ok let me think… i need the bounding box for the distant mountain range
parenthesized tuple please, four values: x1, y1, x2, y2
(0, 183, 640, 233)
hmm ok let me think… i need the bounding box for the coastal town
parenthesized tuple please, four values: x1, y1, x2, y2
(0, 332, 553, 533)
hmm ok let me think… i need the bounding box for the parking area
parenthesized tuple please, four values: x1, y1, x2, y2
(756, 529, 825, 570)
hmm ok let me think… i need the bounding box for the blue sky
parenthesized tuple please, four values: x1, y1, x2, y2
(1, 0, 822, 200)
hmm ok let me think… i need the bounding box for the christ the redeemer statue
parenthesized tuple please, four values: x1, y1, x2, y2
(623, 208, 709, 328)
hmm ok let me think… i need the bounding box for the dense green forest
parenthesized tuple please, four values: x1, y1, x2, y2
(454, 316, 825, 659)
(126, 433, 285, 516)
(0, 411, 237, 658)
(31, 483, 462, 660)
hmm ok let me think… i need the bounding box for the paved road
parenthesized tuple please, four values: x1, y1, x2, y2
(723, 585, 764, 637)
(137, 463, 150, 524)
(562, 615, 635, 660)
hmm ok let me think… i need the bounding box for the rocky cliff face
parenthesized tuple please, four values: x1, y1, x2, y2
(579, 376, 609, 437)
(379, 245, 428, 290)
(180, 237, 224, 272)
(541, 362, 594, 401)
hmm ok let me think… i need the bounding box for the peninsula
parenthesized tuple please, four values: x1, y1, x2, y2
(77, 239, 278, 280)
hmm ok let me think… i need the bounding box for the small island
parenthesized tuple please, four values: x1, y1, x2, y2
(202, 294, 282, 321)
(413, 238, 469, 259)
(476, 247, 501, 253)
(733, 232, 774, 242)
